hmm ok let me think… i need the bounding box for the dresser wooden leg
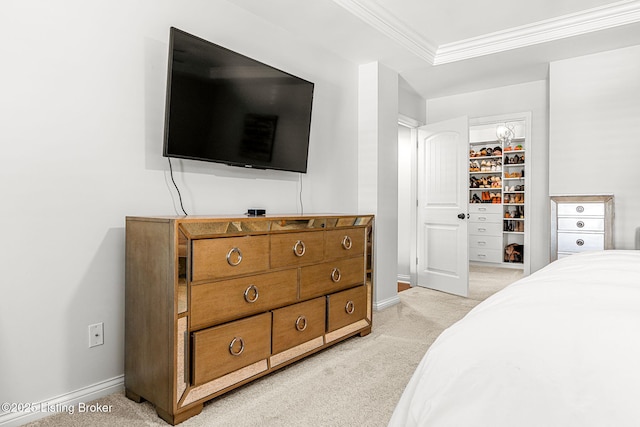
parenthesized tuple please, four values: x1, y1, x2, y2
(359, 326, 372, 337)
(125, 388, 145, 403)
(156, 404, 204, 426)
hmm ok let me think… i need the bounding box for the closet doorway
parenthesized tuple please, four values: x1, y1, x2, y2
(398, 113, 530, 298)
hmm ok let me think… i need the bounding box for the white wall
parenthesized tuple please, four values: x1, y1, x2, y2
(397, 125, 413, 282)
(426, 81, 550, 273)
(0, 0, 360, 417)
(549, 45, 640, 249)
(399, 81, 426, 125)
(396, 83, 424, 285)
(358, 62, 399, 309)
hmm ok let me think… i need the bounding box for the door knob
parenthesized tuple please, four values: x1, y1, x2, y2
(457, 213, 466, 219)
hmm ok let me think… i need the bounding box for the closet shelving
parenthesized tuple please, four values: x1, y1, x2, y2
(468, 116, 530, 271)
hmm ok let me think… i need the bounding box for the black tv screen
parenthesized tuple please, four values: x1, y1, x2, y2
(163, 27, 314, 173)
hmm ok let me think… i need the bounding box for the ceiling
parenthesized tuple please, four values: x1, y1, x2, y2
(229, 0, 640, 99)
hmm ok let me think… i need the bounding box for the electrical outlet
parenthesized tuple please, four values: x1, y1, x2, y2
(89, 323, 104, 348)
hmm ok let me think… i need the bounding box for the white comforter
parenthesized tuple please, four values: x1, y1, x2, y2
(389, 250, 640, 427)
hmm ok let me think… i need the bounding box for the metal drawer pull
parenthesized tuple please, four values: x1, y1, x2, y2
(331, 268, 341, 283)
(229, 337, 245, 356)
(478, 241, 486, 246)
(293, 240, 306, 257)
(576, 239, 585, 246)
(478, 228, 486, 232)
(295, 315, 307, 332)
(243, 285, 259, 303)
(577, 221, 585, 228)
(478, 216, 486, 221)
(345, 300, 355, 315)
(576, 205, 584, 213)
(226, 247, 243, 266)
(341, 235, 353, 250)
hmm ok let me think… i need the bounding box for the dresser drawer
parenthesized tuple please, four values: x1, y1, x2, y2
(192, 235, 269, 282)
(468, 222, 502, 237)
(557, 217, 605, 232)
(272, 297, 326, 354)
(270, 231, 324, 268)
(469, 213, 501, 223)
(326, 286, 367, 333)
(469, 235, 502, 250)
(191, 312, 271, 386)
(300, 257, 365, 300)
(557, 203, 605, 217)
(469, 204, 502, 214)
(324, 228, 365, 260)
(190, 269, 298, 330)
(558, 232, 604, 252)
(469, 247, 503, 263)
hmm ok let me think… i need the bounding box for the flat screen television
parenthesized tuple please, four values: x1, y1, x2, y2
(163, 27, 314, 173)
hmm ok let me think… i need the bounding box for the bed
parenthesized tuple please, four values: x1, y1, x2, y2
(389, 250, 640, 427)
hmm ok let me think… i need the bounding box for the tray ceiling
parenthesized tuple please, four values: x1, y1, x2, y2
(230, 0, 640, 97)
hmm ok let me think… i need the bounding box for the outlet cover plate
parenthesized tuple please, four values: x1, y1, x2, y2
(89, 323, 104, 347)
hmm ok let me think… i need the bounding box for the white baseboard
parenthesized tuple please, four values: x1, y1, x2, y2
(0, 375, 124, 427)
(397, 274, 411, 284)
(374, 294, 401, 311)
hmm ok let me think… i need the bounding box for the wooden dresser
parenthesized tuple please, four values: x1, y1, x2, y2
(125, 214, 374, 424)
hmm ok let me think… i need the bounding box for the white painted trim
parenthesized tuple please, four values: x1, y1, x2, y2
(434, 0, 640, 65)
(0, 375, 124, 427)
(398, 114, 423, 128)
(334, 0, 640, 65)
(332, 0, 437, 63)
(397, 274, 411, 283)
(374, 294, 401, 311)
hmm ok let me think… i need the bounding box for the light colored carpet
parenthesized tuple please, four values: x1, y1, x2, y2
(468, 264, 523, 301)
(24, 266, 521, 427)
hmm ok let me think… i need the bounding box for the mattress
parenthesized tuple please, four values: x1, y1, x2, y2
(389, 250, 640, 427)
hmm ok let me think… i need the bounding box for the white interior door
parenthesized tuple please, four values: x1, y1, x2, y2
(417, 117, 469, 296)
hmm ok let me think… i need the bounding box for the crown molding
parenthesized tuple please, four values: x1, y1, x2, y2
(332, 0, 437, 63)
(435, 0, 640, 65)
(334, 0, 640, 66)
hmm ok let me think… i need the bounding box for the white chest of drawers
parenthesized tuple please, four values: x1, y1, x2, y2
(550, 195, 614, 260)
(468, 204, 503, 263)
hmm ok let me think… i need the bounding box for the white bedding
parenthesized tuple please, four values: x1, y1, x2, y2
(389, 250, 640, 427)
